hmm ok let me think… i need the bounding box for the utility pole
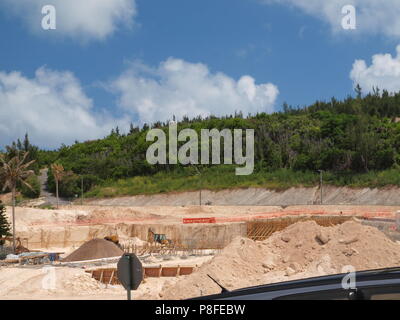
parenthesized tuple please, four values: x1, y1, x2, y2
(193, 166, 202, 206)
(12, 186, 16, 253)
(318, 170, 323, 205)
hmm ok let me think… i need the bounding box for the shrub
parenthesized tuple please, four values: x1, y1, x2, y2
(59, 173, 80, 198)
(0, 201, 11, 239)
(21, 175, 41, 198)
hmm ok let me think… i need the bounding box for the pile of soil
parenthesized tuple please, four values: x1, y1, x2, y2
(63, 238, 123, 262)
(157, 220, 400, 300)
(130, 237, 147, 246)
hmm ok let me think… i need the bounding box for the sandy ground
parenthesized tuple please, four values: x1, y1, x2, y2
(0, 254, 213, 300)
(5, 203, 398, 251)
(157, 220, 400, 299)
(1, 202, 400, 300)
(0, 265, 180, 300)
(7, 204, 399, 228)
(9, 185, 400, 207)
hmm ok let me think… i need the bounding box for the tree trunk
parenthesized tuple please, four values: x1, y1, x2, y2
(56, 179, 59, 209)
(12, 186, 16, 254)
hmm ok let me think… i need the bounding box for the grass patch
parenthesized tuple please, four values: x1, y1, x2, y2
(85, 166, 400, 199)
(37, 204, 56, 210)
(89, 166, 400, 199)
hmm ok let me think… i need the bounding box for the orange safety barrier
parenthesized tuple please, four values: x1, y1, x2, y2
(183, 217, 216, 224)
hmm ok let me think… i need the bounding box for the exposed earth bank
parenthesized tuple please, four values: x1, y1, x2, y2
(84, 186, 400, 206)
(6, 204, 398, 250)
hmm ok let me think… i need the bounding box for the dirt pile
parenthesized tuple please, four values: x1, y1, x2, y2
(62, 273, 106, 293)
(63, 238, 123, 262)
(158, 220, 400, 299)
(0, 265, 183, 300)
(0, 266, 127, 298)
(130, 237, 147, 246)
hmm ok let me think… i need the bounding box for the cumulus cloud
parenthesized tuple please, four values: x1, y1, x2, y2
(263, 0, 400, 37)
(0, 68, 129, 148)
(110, 58, 279, 124)
(350, 45, 400, 93)
(1, 0, 136, 40)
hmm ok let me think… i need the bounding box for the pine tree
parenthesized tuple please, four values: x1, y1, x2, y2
(355, 84, 362, 99)
(23, 133, 29, 151)
(0, 201, 11, 238)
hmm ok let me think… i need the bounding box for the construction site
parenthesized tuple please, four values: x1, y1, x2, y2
(1, 189, 400, 300)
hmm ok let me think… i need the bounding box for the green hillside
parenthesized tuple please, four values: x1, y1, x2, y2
(4, 88, 400, 198)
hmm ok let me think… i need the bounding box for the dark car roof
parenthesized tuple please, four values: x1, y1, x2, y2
(190, 267, 400, 300)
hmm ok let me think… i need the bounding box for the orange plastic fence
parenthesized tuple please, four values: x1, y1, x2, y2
(183, 217, 216, 224)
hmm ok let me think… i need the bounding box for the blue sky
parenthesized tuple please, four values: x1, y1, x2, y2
(0, 0, 399, 148)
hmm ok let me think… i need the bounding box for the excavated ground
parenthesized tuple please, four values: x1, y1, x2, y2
(5, 204, 399, 250)
(0, 203, 399, 300)
(84, 186, 400, 206)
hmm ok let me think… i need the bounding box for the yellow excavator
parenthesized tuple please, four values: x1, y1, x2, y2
(148, 228, 173, 246)
(104, 235, 123, 250)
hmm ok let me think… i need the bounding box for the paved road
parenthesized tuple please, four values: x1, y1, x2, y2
(38, 168, 71, 206)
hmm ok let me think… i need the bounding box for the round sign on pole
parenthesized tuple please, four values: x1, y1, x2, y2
(117, 253, 143, 294)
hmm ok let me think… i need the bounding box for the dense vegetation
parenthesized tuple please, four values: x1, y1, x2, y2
(4, 87, 400, 198)
(0, 202, 11, 239)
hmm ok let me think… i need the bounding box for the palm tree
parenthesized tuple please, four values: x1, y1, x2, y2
(0, 152, 35, 253)
(50, 163, 65, 209)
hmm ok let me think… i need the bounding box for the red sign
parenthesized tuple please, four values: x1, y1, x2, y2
(183, 217, 216, 224)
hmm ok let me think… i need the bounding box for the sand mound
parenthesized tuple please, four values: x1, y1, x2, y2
(130, 237, 147, 246)
(63, 238, 123, 262)
(0, 265, 180, 299)
(0, 266, 104, 297)
(158, 220, 400, 300)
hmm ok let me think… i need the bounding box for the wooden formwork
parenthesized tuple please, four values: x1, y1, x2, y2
(247, 215, 353, 241)
(87, 268, 120, 285)
(122, 242, 178, 255)
(87, 265, 196, 285)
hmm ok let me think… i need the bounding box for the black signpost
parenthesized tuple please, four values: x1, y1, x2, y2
(117, 253, 143, 300)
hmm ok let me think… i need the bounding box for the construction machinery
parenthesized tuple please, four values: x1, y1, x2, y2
(148, 228, 173, 246)
(104, 235, 123, 250)
(0, 237, 30, 254)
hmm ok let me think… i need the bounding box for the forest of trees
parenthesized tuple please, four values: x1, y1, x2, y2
(3, 88, 400, 197)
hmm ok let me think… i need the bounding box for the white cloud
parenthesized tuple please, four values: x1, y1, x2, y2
(0, 67, 129, 148)
(110, 58, 279, 124)
(0, 60, 278, 148)
(350, 45, 400, 93)
(1, 0, 136, 40)
(263, 0, 400, 37)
